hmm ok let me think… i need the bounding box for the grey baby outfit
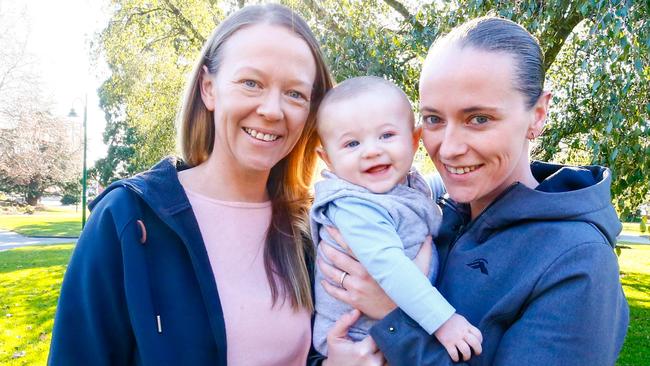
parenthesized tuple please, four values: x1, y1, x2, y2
(310, 169, 453, 355)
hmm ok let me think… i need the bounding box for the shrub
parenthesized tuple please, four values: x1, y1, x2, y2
(60, 193, 80, 205)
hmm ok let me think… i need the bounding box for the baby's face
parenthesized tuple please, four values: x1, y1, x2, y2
(318, 91, 419, 193)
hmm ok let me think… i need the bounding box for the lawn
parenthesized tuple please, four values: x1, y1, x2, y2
(617, 243, 650, 366)
(0, 244, 648, 365)
(622, 222, 645, 235)
(0, 207, 82, 238)
(0, 244, 73, 365)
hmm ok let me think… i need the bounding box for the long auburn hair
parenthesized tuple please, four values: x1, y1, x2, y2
(177, 4, 333, 311)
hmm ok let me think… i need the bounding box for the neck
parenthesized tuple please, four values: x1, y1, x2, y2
(179, 154, 270, 202)
(469, 158, 538, 220)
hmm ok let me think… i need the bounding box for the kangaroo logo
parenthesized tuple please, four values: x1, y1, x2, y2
(466, 258, 489, 275)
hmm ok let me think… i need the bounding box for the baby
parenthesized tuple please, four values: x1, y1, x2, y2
(310, 76, 482, 361)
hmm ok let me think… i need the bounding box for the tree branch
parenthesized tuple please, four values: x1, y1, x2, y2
(140, 31, 182, 53)
(539, 2, 585, 72)
(302, 0, 346, 36)
(161, 0, 206, 44)
(383, 0, 423, 30)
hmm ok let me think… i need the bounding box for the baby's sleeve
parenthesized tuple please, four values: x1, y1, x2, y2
(329, 197, 455, 334)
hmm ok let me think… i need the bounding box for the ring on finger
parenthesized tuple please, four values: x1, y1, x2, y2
(339, 271, 349, 290)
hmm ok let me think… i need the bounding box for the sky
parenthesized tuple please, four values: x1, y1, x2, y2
(3, 0, 112, 165)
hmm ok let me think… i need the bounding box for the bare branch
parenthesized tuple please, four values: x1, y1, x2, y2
(302, 0, 346, 36)
(140, 31, 182, 53)
(160, 0, 206, 44)
(383, 0, 423, 30)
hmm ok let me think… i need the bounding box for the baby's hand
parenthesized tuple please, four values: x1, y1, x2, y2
(434, 313, 483, 362)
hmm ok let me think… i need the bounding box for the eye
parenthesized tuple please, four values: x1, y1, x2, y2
(380, 132, 395, 139)
(287, 90, 308, 102)
(242, 80, 259, 88)
(344, 140, 360, 148)
(422, 115, 442, 125)
(470, 115, 490, 125)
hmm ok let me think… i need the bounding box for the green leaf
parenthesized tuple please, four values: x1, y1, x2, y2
(592, 80, 601, 93)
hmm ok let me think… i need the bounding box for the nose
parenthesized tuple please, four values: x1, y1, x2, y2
(438, 123, 468, 160)
(257, 89, 284, 121)
(361, 142, 382, 159)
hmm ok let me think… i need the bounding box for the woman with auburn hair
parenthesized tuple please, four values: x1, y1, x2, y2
(320, 16, 628, 366)
(49, 4, 332, 365)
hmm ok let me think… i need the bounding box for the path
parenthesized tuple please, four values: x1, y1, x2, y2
(0, 229, 648, 252)
(618, 233, 650, 245)
(0, 229, 77, 251)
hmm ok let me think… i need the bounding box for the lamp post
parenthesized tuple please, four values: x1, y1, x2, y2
(68, 94, 88, 229)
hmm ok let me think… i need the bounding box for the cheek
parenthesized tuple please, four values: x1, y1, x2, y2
(421, 129, 442, 158)
(287, 108, 310, 137)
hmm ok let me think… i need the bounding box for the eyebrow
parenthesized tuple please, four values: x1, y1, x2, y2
(420, 106, 502, 114)
(335, 131, 356, 142)
(235, 66, 312, 89)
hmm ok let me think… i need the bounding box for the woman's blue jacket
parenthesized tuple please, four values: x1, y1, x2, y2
(370, 162, 629, 366)
(48, 157, 318, 365)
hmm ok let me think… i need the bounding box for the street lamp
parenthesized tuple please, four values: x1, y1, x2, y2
(68, 94, 88, 229)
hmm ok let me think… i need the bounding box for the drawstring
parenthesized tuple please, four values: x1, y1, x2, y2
(137, 220, 147, 243)
(136, 218, 163, 334)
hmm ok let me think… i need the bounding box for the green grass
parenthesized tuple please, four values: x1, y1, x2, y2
(0, 245, 73, 365)
(617, 244, 650, 366)
(622, 222, 645, 235)
(0, 210, 82, 237)
(0, 244, 647, 364)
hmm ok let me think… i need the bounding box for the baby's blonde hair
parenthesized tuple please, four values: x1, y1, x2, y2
(316, 76, 415, 137)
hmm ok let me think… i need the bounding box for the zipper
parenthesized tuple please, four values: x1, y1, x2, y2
(437, 183, 521, 276)
(437, 196, 469, 276)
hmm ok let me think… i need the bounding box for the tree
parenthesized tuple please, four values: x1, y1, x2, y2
(97, 0, 649, 213)
(95, 0, 223, 182)
(0, 1, 38, 124)
(0, 109, 80, 205)
(0, 1, 81, 205)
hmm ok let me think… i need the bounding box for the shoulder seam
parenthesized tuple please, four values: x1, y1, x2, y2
(530, 240, 612, 298)
(103, 187, 143, 241)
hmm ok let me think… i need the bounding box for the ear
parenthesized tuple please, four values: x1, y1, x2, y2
(412, 126, 423, 152)
(528, 91, 551, 138)
(200, 65, 216, 112)
(316, 146, 333, 170)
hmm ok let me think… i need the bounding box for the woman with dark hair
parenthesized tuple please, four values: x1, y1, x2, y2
(321, 16, 629, 366)
(49, 4, 333, 365)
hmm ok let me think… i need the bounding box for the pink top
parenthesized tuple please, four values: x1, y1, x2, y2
(185, 188, 311, 366)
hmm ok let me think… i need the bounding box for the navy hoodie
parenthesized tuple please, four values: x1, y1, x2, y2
(369, 162, 629, 366)
(48, 157, 318, 365)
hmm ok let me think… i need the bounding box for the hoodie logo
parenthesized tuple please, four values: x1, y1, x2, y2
(467, 258, 489, 275)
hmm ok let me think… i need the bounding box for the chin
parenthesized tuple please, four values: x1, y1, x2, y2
(445, 187, 477, 204)
(241, 158, 278, 174)
(365, 183, 395, 194)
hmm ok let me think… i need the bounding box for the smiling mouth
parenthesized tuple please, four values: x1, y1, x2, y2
(445, 164, 481, 175)
(243, 127, 280, 142)
(365, 164, 390, 174)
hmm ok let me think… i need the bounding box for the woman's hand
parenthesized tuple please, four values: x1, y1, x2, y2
(318, 227, 433, 319)
(323, 309, 384, 366)
(318, 226, 395, 319)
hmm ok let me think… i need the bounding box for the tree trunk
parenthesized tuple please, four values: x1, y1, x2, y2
(26, 192, 39, 206)
(25, 179, 41, 206)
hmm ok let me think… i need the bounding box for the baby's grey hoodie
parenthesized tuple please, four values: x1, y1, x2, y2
(310, 169, 443, 355)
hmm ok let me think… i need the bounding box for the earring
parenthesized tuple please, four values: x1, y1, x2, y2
(528, 131, 536, 141)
